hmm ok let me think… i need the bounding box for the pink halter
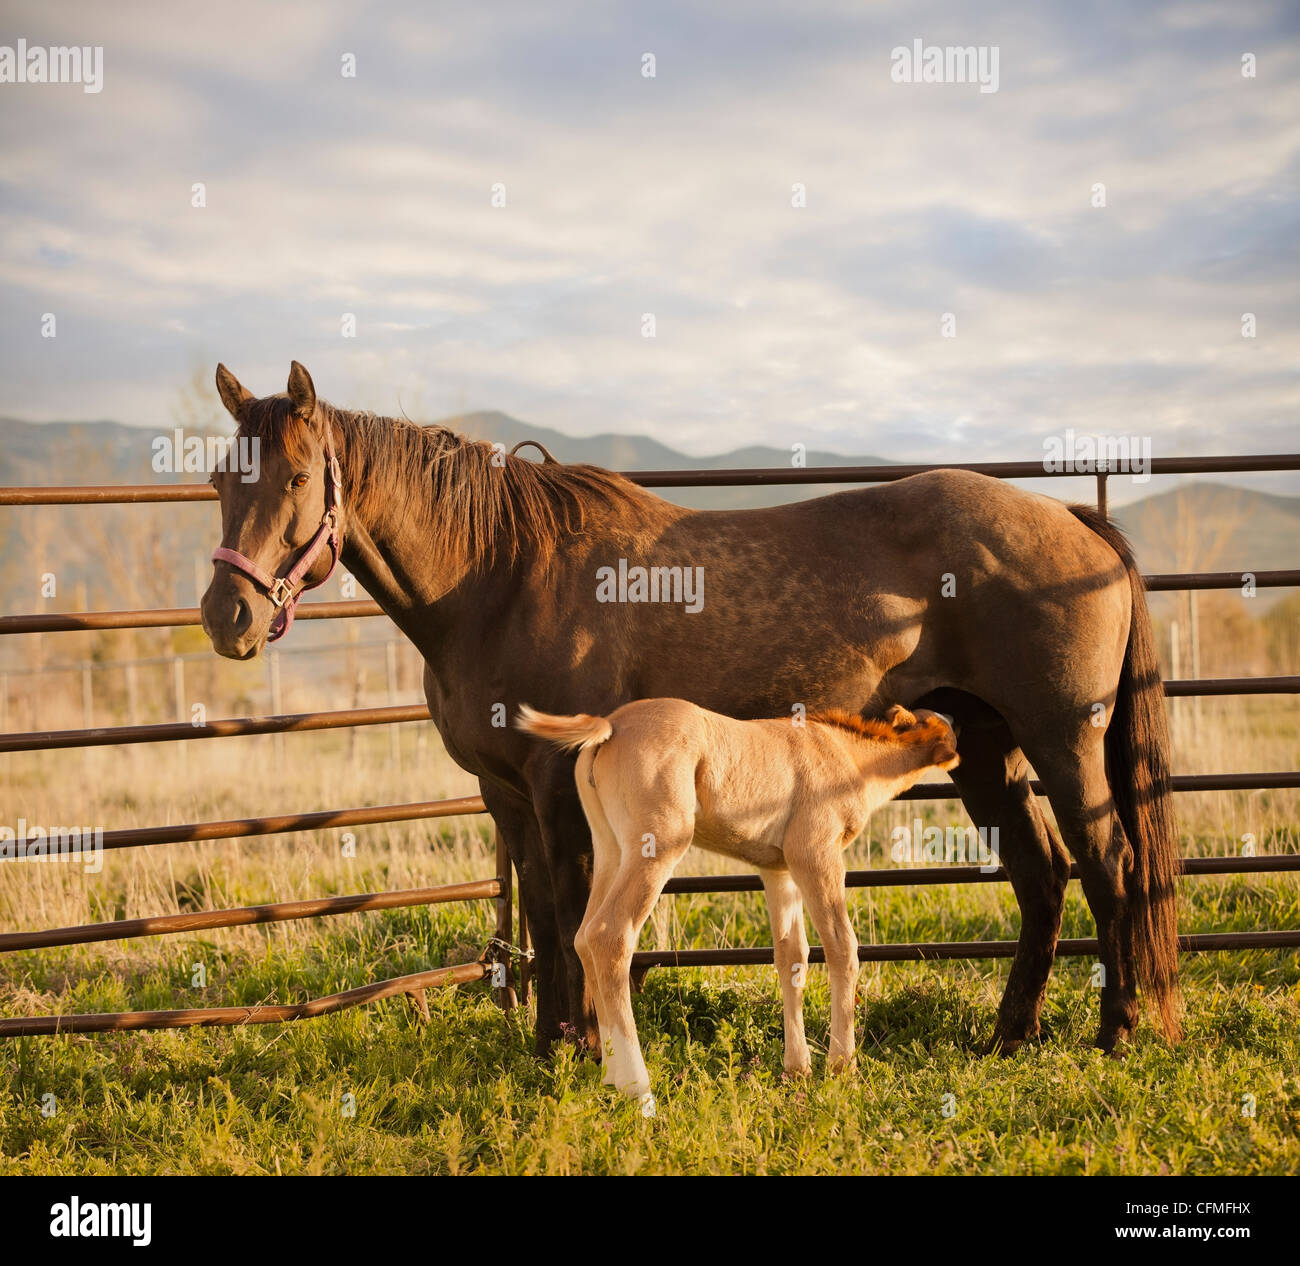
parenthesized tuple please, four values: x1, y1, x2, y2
(211, 433, 343, 643)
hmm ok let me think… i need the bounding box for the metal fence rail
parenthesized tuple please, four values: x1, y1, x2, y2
(2, 452, 1298, 1038)
(4, 675, 1298, 753)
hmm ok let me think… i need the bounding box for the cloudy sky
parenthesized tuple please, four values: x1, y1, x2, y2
(1, 0, 1297, 483)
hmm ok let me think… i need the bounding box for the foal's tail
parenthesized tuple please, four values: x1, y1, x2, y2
(515, 704, 613, 752)
(1069, 505, 1182, 1041)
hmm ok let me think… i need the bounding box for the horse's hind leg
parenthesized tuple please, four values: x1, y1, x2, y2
(946, 711, 1071, 1054)
(1029, 734, 1141, 1052)
(759, 866, 812, 1077)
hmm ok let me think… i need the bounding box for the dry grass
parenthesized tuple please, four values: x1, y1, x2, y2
(0, 695, 1296, 1174)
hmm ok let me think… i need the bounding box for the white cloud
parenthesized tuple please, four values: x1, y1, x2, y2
(0, 0, 1296, 477)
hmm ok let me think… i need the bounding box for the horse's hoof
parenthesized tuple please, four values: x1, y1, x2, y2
(984, 1033, 1029, 1057)
(1095, 1034, 1130, 1059)
(783, 1064, 813, 1080)
(1095, 1023, 1133, 1056)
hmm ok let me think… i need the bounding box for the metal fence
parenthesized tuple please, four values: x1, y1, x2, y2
(2, 454, 1299, 1038)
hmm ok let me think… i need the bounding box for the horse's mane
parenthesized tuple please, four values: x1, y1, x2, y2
(236, 395, 654, 573)
(808, 708, 940, 747)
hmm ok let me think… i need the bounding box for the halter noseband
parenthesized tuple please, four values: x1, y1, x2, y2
(211, 432, 343, 643)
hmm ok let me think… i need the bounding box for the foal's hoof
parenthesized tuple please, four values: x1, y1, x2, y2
(782, 1064, 813, 1081)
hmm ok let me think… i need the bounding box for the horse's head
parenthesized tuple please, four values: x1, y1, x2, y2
(883, 704, 961, 772)
(201, 361, 342, 659)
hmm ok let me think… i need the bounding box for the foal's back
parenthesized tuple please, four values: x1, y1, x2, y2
(591, 698, 885, 868)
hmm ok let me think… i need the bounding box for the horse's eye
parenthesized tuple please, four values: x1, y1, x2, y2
(292, 473, 309, 489)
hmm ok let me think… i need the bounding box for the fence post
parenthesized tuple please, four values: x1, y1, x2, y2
(1096, 471, 1108, 517)
(172, 656, 187, 773)
(267, 649, 284, 769)
(492, 828, 517, 1011)
(349, 669, 365, 772)
(1170, 620, 1181, 755)
(81, 664, 93, 727)
(1189, 588, 1202, 744)
(517, 884, 531, 1006)
(385, 639, 400, 769)
(126, 661, 139, 726)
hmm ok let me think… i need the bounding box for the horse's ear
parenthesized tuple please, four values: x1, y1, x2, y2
(215, 364, 252, 418)
(287, 361, 317, 420)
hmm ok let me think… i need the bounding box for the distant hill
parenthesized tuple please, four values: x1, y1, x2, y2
(1113, 482, 1300, 576)
(1, 415, 1295, 638)
(444, 410, 896, 510)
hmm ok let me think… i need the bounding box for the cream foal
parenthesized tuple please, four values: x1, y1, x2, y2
(517, 698, 959, 1106)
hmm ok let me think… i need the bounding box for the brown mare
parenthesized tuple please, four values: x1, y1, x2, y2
(202, 363, 1181, 1058)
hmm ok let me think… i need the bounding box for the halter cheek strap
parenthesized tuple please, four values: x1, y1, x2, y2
(211, 437, 343, 643)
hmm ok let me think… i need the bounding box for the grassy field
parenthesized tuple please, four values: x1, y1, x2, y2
(0, 698, 1297, 1175)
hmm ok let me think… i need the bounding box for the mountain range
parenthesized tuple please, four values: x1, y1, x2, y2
(1, 414, 1295, 630)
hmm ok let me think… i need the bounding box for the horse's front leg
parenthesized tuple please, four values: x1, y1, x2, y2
(478, 781, 567, 1056)
(532, 766, 602, 1052)
(760, 866, 812, 1077)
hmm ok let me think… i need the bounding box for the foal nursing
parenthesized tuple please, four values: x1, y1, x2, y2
(518, 698, 959, 1104)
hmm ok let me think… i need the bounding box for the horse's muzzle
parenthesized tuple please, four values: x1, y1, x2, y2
(201, 575, 270, 659)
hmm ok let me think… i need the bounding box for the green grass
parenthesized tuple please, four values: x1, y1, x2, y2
(1, 864, 1297, 1175)
(1, 707, 1296, 1174)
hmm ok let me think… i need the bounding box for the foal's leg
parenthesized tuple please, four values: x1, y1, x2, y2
(587, 831, 691, 1102)
(759, 866, 811, 1077)
(574, 767, 624, 1086)
(784, 834, 859, 1073)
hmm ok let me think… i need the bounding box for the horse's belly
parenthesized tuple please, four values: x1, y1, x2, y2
(691, 816, 785, 869)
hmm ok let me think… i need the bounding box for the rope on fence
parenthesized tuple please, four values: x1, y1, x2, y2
(0, 961, 490, 1037)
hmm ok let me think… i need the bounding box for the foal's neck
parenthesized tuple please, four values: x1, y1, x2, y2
(834, 731, 930, 801)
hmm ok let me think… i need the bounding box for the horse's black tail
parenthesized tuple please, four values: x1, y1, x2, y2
(1070, 504, 1182, 1041)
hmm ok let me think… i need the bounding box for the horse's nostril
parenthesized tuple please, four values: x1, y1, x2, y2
(232, 597, 252, 636)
